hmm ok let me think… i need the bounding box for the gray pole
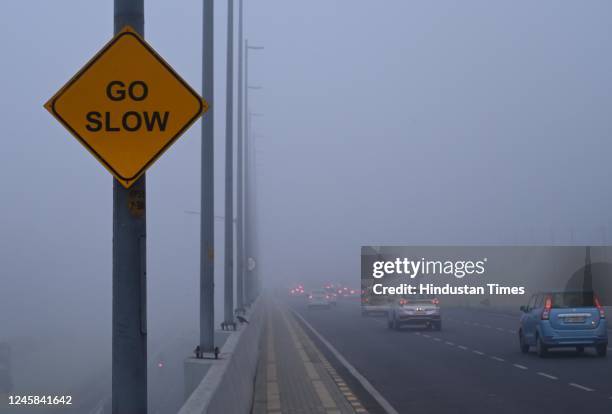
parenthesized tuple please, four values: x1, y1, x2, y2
(244, 39, 250, 305)
(236, 0, 245, 312)
(201, 0, 215, 352)
(113, 1, 146, 413)
(223, 0, 234, 326)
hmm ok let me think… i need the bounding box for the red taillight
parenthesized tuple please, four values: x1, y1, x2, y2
(595, 295, 605, 319)
(399, 299, 407, 306)
(432, 298, 440, 305)
(541, 296, 552, 320)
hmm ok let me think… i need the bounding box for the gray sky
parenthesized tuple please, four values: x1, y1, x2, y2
(2, 0, 612, 358)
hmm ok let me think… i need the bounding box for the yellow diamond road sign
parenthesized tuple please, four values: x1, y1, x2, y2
(45, 26, 207, 188)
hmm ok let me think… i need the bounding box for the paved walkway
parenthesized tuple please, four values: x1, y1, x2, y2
(252, 300, 368, 414)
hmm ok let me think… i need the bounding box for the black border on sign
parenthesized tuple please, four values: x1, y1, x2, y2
(46, 26, 205, 187)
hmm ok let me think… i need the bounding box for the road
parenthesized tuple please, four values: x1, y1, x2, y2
(289, 298, 612, 414)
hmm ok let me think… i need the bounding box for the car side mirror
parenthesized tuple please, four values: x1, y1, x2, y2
(520, 305, 528, 313)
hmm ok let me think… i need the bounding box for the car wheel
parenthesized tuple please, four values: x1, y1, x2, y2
(387, 316, 393, 329)
(576, 346, 585, 353)
(596, 344, 607, 358)
(536, 335, 547, 358)
(519, 330, 529, 354)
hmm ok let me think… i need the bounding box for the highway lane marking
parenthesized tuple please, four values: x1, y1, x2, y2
(537, 372, 558, 380)
(447, 317, 516, 335)
(569, 383, 594, 392)
(392, 311, 612, 397)
(366, 309, 612, 400)
(292, 309, 399, 414)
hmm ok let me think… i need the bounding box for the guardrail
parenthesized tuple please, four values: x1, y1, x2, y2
(179, 298, 264, 414)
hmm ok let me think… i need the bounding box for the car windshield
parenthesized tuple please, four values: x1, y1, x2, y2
(549, 291, 595, 308)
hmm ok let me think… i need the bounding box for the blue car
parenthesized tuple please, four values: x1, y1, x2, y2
(518, 290, 607, 357)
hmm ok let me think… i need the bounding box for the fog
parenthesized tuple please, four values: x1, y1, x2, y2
(1, 0, 612, 411)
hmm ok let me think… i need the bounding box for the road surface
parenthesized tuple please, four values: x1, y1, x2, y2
(289, 298, 612, 414)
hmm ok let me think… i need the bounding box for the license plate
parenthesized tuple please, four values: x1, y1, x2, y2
(564, 316, 585, 323)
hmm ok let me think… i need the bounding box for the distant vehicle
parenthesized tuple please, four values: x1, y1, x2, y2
(518, 290, 608, 357)
(361, 294, 392, 316)
(0, 342, 13, 393)
(289, 284, 306, 297)
(308, 290, 331, 309)
(323, 287, 338, 306)
(387, 294, 441, 330)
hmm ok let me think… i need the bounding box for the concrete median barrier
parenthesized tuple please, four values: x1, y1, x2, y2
(179, 298, 264, 414)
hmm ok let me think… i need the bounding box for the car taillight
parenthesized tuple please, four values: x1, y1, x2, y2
(595, 295, 605, 319)
(308, 295, 313, 299)
(541, 296, 552, 320)
(399, 299, 407, 306)
(326, 295, 330, 299)
(432, 298, 440, 305)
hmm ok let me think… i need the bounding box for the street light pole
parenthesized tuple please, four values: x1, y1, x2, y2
(223, 0, 235, 327)
(236, 0, 245, 313)
(247, 111, 263, 302)
(244, 40, 263, 305)
(200, 0, 215, 353)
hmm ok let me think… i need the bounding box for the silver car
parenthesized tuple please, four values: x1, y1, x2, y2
(308, 290, 331, 308)
(387, 294, 442, 330)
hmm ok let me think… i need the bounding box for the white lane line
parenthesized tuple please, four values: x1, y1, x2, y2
(483, 324, 492, 329)
(292, 310, 400, 414)
(496, 327, 504, 332)
(422, 334, 431, 338)
(569, 383, 594, 392)
(513, 364, 528, 370)
(433, 337, 441, 342)
(491, 356, 505, 362)
(458, 345, 469, 350)
(473, 350, 485, 356)
(537, 372, 558, 380)
(445, 341, 455, 346)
